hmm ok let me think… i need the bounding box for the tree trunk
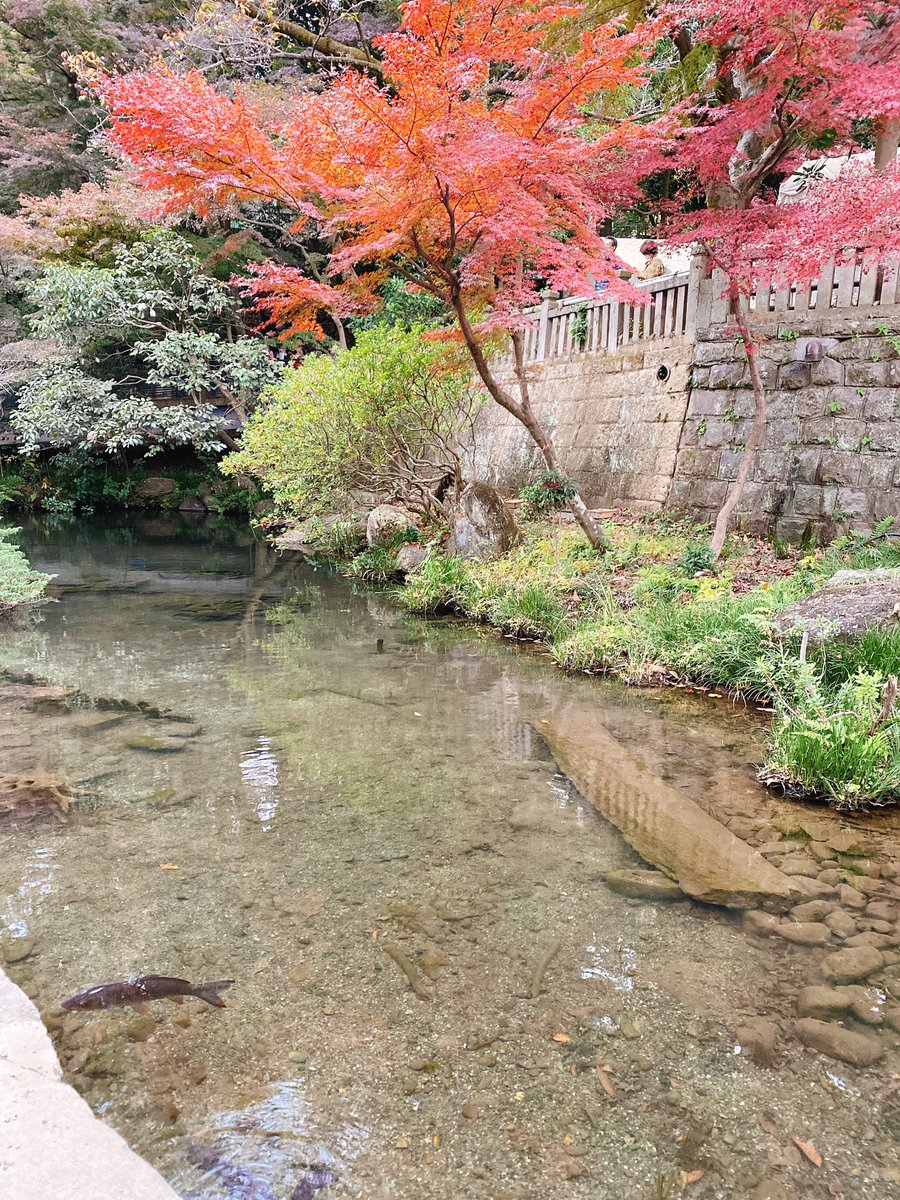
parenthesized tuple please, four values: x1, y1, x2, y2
(509, 331, 609, 550)
(709, 287, 767, 558)
(874, 117, 900, 172)
(451, 297, 608, 550)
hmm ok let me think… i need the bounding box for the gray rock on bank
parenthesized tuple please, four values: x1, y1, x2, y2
(773, 568, 900, 640)
(446, 483, 518, 561)
(367, 505, 417, 548)
(0, 968, 179, 1199)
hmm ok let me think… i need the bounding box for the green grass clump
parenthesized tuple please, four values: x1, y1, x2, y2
(0, 528, 51, 615)
(346, 545, 401, 583)
(491, 581, 572, 640)
(764, 670, 900, 809)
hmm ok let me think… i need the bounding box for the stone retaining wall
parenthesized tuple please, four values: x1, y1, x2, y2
(472, 301, 900, 541)
(671, 310, 900, 542)
(0, 968, 178, 1200)
(468, 340, 692, 510)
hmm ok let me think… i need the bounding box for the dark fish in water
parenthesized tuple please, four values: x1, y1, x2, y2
(186, 1142, 276, 1200)
(61, 975, 233, 1012)
(290, 1169, 336, 1200)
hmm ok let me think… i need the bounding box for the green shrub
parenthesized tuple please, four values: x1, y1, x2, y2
(223, 325, 478, 520)
(764, 671, 900, 808)
(0, 528, 51, 614)
(676, 540, 716, 576)
(346, 546, 401, 583)
(309, 518, 368, 561)
(519, 470, 578, 519)
(399, 553, 476, 614)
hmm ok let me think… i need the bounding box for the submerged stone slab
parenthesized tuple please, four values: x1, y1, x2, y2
(772, 568, 900, 640)
(538, 701, 794, 909)
(0, 968, 179, 1200)
(605, 868, 685, 900)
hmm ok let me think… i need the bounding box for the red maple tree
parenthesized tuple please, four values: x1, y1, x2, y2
(94, 0, 662, 548)
(656, 0, 900, 553)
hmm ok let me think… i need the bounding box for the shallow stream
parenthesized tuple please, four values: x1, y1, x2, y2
(1, 516, 898, 1200)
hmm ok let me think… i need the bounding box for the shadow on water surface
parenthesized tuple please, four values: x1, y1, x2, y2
(1, 515, 899, 1200)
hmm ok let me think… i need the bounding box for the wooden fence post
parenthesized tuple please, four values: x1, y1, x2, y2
(536, 297, 551, 362)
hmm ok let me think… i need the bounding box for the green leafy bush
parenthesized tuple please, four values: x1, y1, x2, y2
(519, 470, 578, 519)
(764, 671, 900, 808)
(676, 540, 716, 576)
(223, 325, 479, 520)
(0, 528, 51, 614)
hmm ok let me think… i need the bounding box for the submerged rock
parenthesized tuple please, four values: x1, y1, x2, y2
(772, 568, 900, 640)
(795, 984, 883, 1024)
(776, 921, 831, 946)
(735, 1017, 779, 1066)
(446, 483, 518, 561)
(537, 700, 794, 909)
(794, 1018, 883, 1066)
(820, 945, 884, 984)
(126, 736, 186, 754)
(604, 868, 684, 901)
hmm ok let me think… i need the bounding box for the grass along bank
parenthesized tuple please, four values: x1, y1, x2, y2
(306, 514, 900, 810)
(0, 527, 50, 617)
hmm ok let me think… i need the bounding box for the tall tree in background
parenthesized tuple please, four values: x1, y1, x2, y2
(656, 0, 900, 555)
(94, 0, 659, 548)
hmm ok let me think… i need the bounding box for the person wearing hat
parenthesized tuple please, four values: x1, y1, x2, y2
(637, 240, 667, 280)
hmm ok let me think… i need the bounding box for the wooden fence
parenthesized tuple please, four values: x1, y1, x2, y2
(496, 268, 695, 367)
(498, 252, 900, 368)
(702, 254, 900, 325)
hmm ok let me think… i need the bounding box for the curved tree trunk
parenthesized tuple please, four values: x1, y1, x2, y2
(710, 287, 767, 558)
(451, 299, 609, 550)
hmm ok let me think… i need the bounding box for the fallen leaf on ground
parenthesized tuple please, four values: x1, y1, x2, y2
(759, 1111, 780, 1139)
(793, 1138, 823, 1167)
(596, 1065, 616, 1099)
(552, 1032, 572, 1043)
(680, 1170, 704, 1185)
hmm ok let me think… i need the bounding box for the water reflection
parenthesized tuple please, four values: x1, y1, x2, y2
(241, 738, 281, 829)
(0, 515, 896, 1200)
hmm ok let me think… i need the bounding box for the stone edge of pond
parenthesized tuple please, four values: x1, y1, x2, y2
(0, 967, 179, 1200)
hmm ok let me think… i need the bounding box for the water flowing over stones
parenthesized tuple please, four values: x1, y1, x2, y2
(537, 699, 794, 908)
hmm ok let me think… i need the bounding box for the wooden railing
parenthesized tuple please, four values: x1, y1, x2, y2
(496, 252, 900, 368)
(701, 254, 900, 325)
(496, 268, 696, 367)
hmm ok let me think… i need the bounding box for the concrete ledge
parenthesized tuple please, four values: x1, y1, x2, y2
(0, 969, 179, 1200)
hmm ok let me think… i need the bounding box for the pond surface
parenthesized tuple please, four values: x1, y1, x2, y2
(1, 516, 898, 1200)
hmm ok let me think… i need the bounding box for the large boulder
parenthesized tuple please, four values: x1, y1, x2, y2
(366, 505, 416, 548)
(446, 483, 518, 561)
(396, 544, 428, 575)
(773, 568, 900, 640)
(134, 477, 176, 501)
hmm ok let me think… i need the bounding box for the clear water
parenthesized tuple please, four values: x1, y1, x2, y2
(1, 516, 897, 1200)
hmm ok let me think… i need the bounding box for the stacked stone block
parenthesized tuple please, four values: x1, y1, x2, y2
(672, 313, 900, 541)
